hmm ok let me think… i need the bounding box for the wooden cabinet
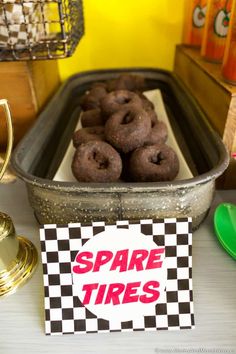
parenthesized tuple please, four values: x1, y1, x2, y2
(0, 60, 60, 149)
(174, 45, 236, 188)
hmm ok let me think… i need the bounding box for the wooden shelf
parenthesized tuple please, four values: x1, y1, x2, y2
(0, 60, 60, 149)
(174, 45, 236, 189)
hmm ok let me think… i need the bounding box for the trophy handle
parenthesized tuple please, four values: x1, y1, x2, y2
(0, 99, 13, 180)
(0, 100, 37, 298)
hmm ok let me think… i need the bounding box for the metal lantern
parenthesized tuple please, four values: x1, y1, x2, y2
(0, 0, 84, 61)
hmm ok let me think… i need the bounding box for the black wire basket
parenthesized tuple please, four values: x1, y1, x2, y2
(0, 0, 84, 61)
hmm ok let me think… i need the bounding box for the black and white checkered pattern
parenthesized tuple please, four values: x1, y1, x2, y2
(0, 2, 42, 47)
(40, 218, 194, 335)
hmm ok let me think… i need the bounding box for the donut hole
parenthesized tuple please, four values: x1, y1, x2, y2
(121, 112, 133, 125)
(151, 120, 156, 128)
(90, 150, 109, 169)
(150, 152, 164, 165)
(117, 96, 132, 105)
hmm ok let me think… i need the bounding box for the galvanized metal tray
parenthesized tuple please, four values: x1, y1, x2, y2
(11, 68, 229, 229)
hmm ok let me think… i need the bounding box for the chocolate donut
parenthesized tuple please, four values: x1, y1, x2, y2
(73, 126, 105, 148)
(147, 109, 158, 124)
(138, 92, 155, 111)
(107, 74, 146, 92)
(80, 85, 108, 111)
(100, 90, 142, 120)
(91, 82, 108, 91)
(72, 141, 122, 182)
(144, 121, 168, 146)
(134, 92, 158, 123)
(81, 109, 104, 127)
(129, 143, 179, 182)
(104, 105, 151, 153)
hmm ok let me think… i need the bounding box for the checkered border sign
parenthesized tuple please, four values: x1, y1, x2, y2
(40, 218, 194, 335)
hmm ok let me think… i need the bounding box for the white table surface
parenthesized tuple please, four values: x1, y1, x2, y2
(0, 179, 236, 354)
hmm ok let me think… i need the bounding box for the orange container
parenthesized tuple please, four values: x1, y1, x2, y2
(201, 0, 232, 62)
(222, 0, 236, 83)
(183, 0, 207, 46)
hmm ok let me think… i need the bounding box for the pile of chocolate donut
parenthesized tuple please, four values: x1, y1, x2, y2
(71, 74, 179, 183)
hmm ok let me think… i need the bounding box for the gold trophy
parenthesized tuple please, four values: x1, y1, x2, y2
(0, 99, 38, 297)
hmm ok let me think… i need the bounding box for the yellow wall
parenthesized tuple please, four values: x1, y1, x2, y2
(59, 0, 185, 81)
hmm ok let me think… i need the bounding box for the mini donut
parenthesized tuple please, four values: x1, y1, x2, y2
(134, 75, 147, 91)
(107, 74, 146, 92)
(104, 105, 151, 153)
(72, 141, 122, 182)
(73, 126, 105, 148)
(129, 143, 179, 182)
(144, 120, 168, 146)
(137, 92, 155, 111)
(81, 109, 104, 127)
(148, 109, 158, 124)
(100, 90, 142, 119)
(91, 82, 108, 91)
(106, 79, 117, 92)
(134, 92, 158, 123)
(80, 85, 108, 111)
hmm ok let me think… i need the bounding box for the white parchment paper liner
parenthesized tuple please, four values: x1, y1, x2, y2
(53, 89, 193, 182)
